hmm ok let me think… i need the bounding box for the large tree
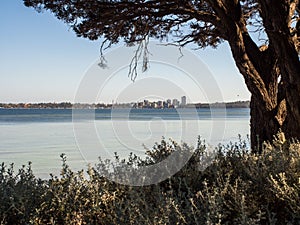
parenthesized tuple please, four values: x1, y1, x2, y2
(23, 0, 300, 152)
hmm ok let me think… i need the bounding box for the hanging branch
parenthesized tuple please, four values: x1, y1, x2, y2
(128, 36, 150, 81)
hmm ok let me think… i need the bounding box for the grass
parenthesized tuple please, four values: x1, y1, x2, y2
(0, 132, 299, 224)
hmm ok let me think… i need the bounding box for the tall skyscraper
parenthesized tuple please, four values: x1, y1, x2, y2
(172, 99, 179, 107)
(181, 96, 187, 106)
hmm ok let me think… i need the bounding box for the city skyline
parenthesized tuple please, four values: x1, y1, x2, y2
(0, 97, 250, 109)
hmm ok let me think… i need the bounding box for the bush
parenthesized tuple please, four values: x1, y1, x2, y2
(0, 132, 299, 224)
(0, 162, 46, 224)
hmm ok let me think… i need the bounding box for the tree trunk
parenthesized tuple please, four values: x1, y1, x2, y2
(250, 90, 300, 153)
(281, 100, 300, 145)
(250, 95, 281, 153)
(252, 0, 300, 150)
(221, 14, 300, 152)
(226, 31, 281, 152)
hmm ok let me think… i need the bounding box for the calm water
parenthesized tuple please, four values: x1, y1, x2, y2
(0, 108, 250, 177)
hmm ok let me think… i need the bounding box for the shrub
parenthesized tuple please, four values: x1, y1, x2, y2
(0, 132, 299, 224)
(0, 162, 46, 224)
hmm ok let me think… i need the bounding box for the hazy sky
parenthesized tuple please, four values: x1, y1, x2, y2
(0, 0, 250, 104)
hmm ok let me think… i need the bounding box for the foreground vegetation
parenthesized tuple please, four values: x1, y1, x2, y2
(0, 132, 299, 225)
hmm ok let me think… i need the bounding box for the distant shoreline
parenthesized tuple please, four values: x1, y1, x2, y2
(0, 101, 250, 109)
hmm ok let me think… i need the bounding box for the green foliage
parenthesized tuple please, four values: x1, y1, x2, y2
(0, 133, 299, 224)
(0, 162, 46, 224)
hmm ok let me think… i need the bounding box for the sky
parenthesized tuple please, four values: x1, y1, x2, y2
(0, 0, 251, 104)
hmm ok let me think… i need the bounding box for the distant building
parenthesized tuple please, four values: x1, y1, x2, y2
(181, 96, 187, 106)
(157, 101, 163, 108)
(163, 101, 168, 108)
(172, 99, 179, 108)
(151, 102, 158, 108)
(138, 102, 144, 108)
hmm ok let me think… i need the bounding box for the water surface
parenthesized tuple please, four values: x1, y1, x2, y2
(0, 108, 250, 177)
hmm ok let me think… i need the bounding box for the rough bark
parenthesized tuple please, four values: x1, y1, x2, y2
(250, 96, 285, 153)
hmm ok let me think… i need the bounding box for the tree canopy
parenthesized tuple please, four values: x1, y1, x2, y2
(23, 1, 299, 50)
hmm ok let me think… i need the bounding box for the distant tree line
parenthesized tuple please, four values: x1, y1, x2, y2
(0, 102, 109, 109)
(194, 101, 250, 108)
(0, 102, 73, 109)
